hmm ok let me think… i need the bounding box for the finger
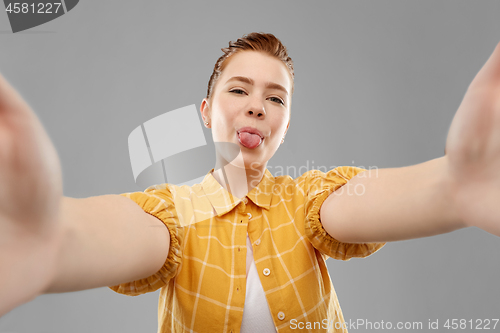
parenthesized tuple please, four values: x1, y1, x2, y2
(0, 72, 56, 173)
(0, 72, 44, 140)
(470, 41, 500, 87)
(0, 72, 32, 117)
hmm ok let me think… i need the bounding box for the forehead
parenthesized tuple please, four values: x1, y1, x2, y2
(219, 51, 292, 93)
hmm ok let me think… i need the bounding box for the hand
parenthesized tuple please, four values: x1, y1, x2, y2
(0, 73, 63, 314)
(445, 41, 500, 236)
(0, 73, 62, 232)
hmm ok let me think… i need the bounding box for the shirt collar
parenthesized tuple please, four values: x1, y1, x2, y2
(201, 168, 275, 216)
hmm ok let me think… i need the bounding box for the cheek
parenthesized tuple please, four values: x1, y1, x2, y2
(220, 94, 246, 111)
(211, 101, 238, 139)
(271, 113, 289, 134)
(214, 96, 246, 124)
(213, 96, 238, 120)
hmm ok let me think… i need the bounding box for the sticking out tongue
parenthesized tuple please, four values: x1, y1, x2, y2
(238, 131, 262, 149)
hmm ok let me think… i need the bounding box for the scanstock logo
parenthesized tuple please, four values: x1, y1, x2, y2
(127, 104, 242, 190)
(3, 0, 79, 33)
(128, 105, 209, 189)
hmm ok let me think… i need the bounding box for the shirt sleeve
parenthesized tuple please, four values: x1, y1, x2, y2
(303, 166, 385, 261)
(108, 185, 183, 296)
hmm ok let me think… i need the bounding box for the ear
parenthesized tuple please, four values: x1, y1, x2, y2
(200, 98, 211, 127)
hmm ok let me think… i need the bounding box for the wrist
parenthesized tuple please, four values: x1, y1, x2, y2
(440, 155, 470, 229)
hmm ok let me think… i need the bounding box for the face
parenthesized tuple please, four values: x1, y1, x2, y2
(201, 51, 292, 170)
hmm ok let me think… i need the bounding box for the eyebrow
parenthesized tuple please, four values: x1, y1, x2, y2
(225, 76, 288, 96)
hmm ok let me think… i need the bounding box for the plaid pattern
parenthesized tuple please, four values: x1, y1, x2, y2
(109, 166, 385, 333)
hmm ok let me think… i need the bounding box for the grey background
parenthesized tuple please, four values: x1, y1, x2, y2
(1, 1, 500, 332)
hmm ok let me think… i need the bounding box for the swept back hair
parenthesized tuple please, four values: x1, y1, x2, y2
(206, 32, 294, 101)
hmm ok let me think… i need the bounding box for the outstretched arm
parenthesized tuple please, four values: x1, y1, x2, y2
(320, 156, 465, 243)
(0, 72, 170, 317)
(320, 41, 500, 243)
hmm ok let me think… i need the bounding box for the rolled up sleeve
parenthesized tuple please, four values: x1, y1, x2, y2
(109, 185, 183, 296)
(304, 166, 385, 260)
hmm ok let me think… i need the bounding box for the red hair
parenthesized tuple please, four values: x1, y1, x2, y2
(206, 32, 295, 101)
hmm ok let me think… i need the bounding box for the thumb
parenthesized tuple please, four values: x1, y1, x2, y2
(469, 41, 500, 88)
(0, 72, 32, 117)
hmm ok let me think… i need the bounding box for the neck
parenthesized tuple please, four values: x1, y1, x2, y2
(211, 152, 267, 199)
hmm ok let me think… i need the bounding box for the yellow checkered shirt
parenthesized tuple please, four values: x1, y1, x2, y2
(109, 166, 385, 333)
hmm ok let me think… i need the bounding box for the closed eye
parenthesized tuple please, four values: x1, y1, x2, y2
(230, 89, 246, 95)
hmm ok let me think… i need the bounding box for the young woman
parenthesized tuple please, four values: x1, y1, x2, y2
(0, 32, 499, 332)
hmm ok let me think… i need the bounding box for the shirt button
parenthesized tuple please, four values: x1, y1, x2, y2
(247, 212, 252, 220)
(263, 268, 271, 276)
(243, 198, 248, 204)
(255, 239, 261, 246)
(277, 311, 285, 321)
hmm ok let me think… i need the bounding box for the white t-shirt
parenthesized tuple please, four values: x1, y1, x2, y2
(240, 235, 276, 332)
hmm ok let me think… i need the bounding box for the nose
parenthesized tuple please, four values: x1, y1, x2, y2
(246, 97, 266, 118)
